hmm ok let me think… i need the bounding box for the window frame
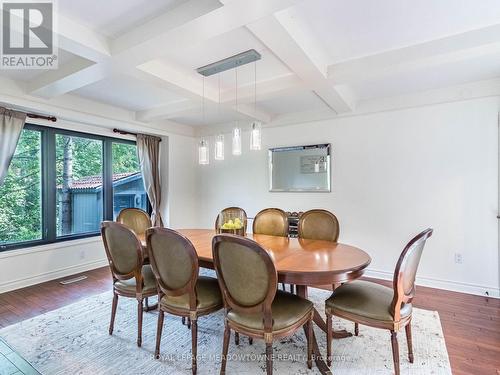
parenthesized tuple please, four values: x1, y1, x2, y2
(0, 124, 149, 251)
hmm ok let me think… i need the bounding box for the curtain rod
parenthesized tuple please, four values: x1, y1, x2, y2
(2, 106, 57, 122)
(113, 128, 162, 141)
(27, 113, 57, 122)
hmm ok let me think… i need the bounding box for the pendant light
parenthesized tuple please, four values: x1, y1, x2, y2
(214, 74, 225, 160)
(232, 67, 242, 155)
(250, 61, 262, 151)
(198, 77, 209, 165)
(215, 134, 224, 160)
(198, 139, 209, 165)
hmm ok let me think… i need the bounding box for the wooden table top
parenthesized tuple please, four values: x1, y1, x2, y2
(141, 229, 371, 285)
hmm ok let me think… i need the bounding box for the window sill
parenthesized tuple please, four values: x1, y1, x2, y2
(0, 236, 102, 260)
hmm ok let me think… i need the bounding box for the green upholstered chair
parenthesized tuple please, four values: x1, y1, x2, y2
(100, 221, 157, 347)
(117, 208, 152, 237)
(146, 227, 223, 375)
(252, 208, 289, 237)
(213, 234, 314, 375)
(298, 209, 339, 242)
(325, 228, 433, 375)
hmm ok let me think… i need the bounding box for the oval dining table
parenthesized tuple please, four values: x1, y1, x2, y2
(140, 229, 371, 375)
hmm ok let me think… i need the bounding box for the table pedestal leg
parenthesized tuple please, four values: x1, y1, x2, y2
(296, 285, 352, 375)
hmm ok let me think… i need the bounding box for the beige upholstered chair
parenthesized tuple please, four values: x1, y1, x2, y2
(252, 208, 289, 237)
(117, 208, 152, 236)
(215, 207, 248, 235)
(146, 227, 223, 375)
(298, 209, 339, 242)
(100, 221, 157, 347)
(213, 234, 314, 375)
(325, 228, 433, 375)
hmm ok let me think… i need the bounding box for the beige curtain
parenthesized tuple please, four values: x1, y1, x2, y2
(136, 134, 164, 227)
(0, 107, 27, 185)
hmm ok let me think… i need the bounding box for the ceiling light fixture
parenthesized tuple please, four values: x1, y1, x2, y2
(214, 74, 225, 160)
(250, 61, 262, 151)
(232, 67, 242, 155)
(195, 50, 263, 160)
(198, 77, 209, 165)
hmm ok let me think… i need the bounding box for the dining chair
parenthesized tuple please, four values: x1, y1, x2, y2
(146, 227, 223, 375)
(253, 208, 290, 293)
(100, 221, 157, 347)
(298, 209, 339, 242)
(116, 207, 152, 236)
(215, 207, 248, 235)
(252, 208, 289, 237)
(325, 228, 433, 375)
(213, 234, 314, 375)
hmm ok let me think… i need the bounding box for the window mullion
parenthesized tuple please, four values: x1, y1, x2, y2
(103, 140, 113, 221)
(43, 128, 57, 242)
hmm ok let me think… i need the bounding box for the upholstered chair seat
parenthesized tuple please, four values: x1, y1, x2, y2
(325, 280, 412, 323)
(114, 265, 157, 294)
(227, 290, 313, 332)
(160, 276, 222, 313)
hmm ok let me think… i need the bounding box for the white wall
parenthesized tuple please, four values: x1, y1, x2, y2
(197, 97, 500, 297)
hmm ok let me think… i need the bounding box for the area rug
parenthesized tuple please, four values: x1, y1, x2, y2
(0, 286, 451, 374)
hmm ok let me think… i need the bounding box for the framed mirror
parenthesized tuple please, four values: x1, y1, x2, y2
(268, 144, 331, 192)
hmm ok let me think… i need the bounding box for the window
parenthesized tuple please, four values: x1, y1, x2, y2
(0, 125, 149, 251)
(0, 129, 42, 245)
(112, 143, 147, 219)
(56, 134, 103, 236)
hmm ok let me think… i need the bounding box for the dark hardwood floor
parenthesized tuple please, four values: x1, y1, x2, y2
(0, 267, 498, 375)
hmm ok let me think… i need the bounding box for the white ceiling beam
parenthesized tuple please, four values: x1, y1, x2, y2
(136, 99, 197, 122)
(220, 73, 304, 103)
(28, 0, 299, 99)
(246, 10, 355, 114)
(328, 23, 500, 84)
(58, 14, 111, 62)
(234, 103, 272, 123)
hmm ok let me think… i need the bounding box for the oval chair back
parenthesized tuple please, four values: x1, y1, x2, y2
(101, 221, 143, 280)
(117, 208, 152, 237)
(252, 208, 289, 237)
(212, 235, 277, 326)
(391, 228, 433, 321)
(215, 207, 248, 235)
(298, 209, 339, 242)
(146, 227, 199, 304)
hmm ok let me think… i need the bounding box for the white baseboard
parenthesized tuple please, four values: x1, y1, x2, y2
(365, 268, 500, 299)
(0, 258, 108, 294)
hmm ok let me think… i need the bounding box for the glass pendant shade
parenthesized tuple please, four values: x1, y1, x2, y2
(215, 134, 224, 160)
(250, 121, 262, 150)
(232, 127, 242, 155)
(198, 139, 209, 165)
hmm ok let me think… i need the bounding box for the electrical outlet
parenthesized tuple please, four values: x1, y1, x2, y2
(454, 253, 463, 264)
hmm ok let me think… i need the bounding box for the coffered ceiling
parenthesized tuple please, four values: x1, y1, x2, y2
(2, 0, 500, 132)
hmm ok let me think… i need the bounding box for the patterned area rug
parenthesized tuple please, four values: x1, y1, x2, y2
(0, 286, 451, 374)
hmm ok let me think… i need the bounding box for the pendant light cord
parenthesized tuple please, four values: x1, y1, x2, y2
(254, 61, 257, 114)
(202, 76, 205, 123)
